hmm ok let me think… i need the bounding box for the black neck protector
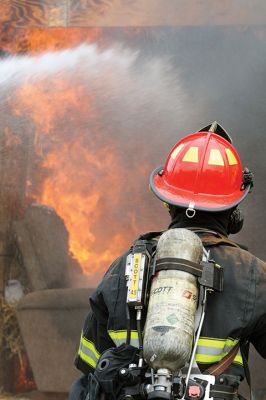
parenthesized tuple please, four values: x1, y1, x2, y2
(168, 207, 232, 237)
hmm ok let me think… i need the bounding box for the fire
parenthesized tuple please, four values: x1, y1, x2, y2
(39, 140, 126, 274)
(14, 353, 36, 393)
(0, 27, 102, 54)
(5, 28, 169, 279)
(12, 75, 131, 276)
(3, 28, 126, 277)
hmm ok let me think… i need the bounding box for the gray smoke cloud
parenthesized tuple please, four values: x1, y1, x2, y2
(0, 41, 190, 284)
(110, 26, 266, 259)
(0, 27, 265, 284)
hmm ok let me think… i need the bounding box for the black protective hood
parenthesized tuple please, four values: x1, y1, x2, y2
(168, 206, 232, 237)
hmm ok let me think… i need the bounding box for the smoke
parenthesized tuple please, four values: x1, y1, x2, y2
(0, 42, 187, 145)
(0, 42, 190, 281)
(112, 26, 266, 259)
(1, 27, 266, 281)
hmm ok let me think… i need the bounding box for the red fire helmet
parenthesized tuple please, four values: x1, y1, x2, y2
(150, 125, 252, 213)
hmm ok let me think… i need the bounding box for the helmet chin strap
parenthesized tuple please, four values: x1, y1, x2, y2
(163, 202, 170, 210)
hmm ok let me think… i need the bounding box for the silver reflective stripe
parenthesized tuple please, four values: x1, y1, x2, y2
(108, 330, 139, 348)
(224, 344, 237, 352)
(196, 346, 224, 356)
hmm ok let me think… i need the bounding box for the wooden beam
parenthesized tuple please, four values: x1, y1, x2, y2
(1, 0, 266, 28)
(0, 0, 68, 28)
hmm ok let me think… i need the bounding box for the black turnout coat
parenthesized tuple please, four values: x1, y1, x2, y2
(74, 228, 266, 386)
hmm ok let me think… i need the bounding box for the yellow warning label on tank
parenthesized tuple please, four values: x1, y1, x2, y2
(129, 253, 141, 300)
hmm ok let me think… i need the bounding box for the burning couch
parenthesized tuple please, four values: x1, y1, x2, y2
(13, 203, 94, 393)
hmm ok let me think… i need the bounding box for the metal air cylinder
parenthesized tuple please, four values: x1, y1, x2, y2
(143, 228, 203, 372)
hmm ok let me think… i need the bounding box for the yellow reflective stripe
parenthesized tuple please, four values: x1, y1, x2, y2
(108, 330, 139, 340)
(208, 149, 224, 166)
(198, 336, 239, 344)
(171, 143, 184, 160)
(78, 350, 97, 369)
(225, 148, 238, 165)
(234, 354, 243, 365)
(198, 337, 239, 348)
(108, 330, 139, 347)
(182, 146, 199, 163)
(81, 336, 100, 359)
(196, 337, 243, 366)
(195, 352, 243, 365)
(196, 350, 242, 361)
(196, 354, 222, 363)
(198, 338, 225, 348)
(78, 333, 100, 369)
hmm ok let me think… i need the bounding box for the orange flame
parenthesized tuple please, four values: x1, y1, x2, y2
(7, 28, 167, 279)
(39, 140, 127, 274)
(14, 353, 36, 392)
(0, 27, 102, 54)
(12, 74, 133, 276)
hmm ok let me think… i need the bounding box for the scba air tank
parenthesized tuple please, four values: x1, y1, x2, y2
(143, 228, 203, 372)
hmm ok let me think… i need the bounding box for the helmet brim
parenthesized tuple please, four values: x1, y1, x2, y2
(150, 166, 251, 212)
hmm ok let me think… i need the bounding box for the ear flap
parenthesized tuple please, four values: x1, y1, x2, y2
(228, 207, 244, 234)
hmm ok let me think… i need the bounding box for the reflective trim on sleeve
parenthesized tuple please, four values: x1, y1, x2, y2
(195, 337, 243, 366)
(108, 330, 139, 347)
(78, 333, 100, 369)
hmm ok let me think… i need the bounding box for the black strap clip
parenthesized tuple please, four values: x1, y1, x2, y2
(155, 258, 223, 292)
(198, 261, 224, 292)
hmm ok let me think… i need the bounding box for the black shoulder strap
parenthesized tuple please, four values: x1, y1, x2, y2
(173, 227, 243, 249)
(201, 235, 249, 251)
(136, 228, 246, 251)
(201, 235, 241, 248)
(134, 231, 163, 256)
(137, 230, 164, 241)
(186, 228, 240, 249)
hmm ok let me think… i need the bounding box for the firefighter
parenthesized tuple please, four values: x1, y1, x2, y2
(69, 122, 266, 400)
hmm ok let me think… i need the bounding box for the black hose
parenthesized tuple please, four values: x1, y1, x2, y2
(137, 317, 143, 360)
(126, 304, 131, 345)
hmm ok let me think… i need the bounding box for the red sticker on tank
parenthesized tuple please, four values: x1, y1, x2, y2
(182, 290, 192, 299)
